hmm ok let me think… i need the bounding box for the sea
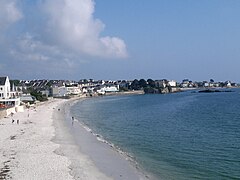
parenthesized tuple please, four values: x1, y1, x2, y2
(70, 88, 240, 179)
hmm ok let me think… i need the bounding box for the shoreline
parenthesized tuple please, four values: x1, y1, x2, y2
(0, 96, 152, 179)
(52, 98, 111, 180)
(56, 96, 151, 180)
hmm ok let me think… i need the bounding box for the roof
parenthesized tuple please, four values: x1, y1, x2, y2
(0, 77, 7, 86)
(20, 95, 36, 102)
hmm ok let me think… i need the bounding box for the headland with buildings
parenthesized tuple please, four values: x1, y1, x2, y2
(1, 75, 239, 117)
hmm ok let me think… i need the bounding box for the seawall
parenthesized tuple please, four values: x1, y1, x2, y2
(0, 106, 25, 119)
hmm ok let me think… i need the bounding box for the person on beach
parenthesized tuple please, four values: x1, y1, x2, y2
(72, 116, 74, 126)
(12, 119, 14, 123)
(17, 120, 19, 124)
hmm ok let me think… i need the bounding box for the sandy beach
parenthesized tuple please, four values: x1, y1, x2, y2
(0, 98, 149, 180)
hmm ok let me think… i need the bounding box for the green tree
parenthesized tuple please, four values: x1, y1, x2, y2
(30, 90, 48, 102)
(131, 79, 140, 90)
(147, 79, 155, 88)
(139, 79, 147, 88)
(210, 79, 214, 83)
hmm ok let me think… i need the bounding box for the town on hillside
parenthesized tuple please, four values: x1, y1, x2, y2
(0, 76, 239, 115)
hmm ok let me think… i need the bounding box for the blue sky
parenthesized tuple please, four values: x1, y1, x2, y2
(0, 0, 240, 82)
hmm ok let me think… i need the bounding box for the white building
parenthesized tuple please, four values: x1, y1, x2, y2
(52, 86, 81, 97)
(0, 76, 20, 108)
(67, 86, 81, 95)
(204, 82, 209, 87)
(0, 76, 10, 99)
(104, 85, 119, 92)
(96, 85, 119, 95)
(225, 81, 232, 87)
(168, 80, 177, 87)
(52, 86, 68, 97)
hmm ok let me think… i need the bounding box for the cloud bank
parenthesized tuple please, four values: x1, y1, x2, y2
(0, 0, 128, 78)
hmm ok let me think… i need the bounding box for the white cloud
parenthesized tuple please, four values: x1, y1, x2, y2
(100, 37, 128, 58)
(0, 0, 128, 79)
(41, 0, 128, 58)
(0, 0, 22, 31)
(10, 33, 73, 63)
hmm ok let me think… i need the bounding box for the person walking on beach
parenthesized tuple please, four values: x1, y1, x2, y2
(72, 116, 74, 126)
(17, 120, 19, 124)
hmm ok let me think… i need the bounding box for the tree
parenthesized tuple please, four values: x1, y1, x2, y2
(139, 79, 147, 88)
(131, 79, 140, 90)
(147, 79, 155, 88)
(29, 89, 48, 102)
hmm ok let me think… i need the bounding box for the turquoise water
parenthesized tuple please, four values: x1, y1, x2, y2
(71, 89, 240, 179)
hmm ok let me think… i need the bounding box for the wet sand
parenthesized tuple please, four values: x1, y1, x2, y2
(54, 98, 149, 180)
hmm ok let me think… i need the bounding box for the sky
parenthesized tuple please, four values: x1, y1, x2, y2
(0, 0, 240, 82)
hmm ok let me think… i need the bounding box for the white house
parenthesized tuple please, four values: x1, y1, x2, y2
(67, 86, 81, 95)
(0, 76, 21, 108)
(225, 81, 232, 87)
(104, 85, 119, 92)
(0, 76, 11, 99)
(168, 80, 177, 87)
(204, 82, 209, 87)
(96, 85, 119, 95)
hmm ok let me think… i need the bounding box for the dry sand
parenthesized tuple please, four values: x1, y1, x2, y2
(0, 99, 109, 180)
(0, 98, 149, 180)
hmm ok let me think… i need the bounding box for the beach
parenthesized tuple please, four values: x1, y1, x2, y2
(0, 98, 149, 180)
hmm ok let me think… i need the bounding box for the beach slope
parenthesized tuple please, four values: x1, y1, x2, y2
(0, 98, 149, 180)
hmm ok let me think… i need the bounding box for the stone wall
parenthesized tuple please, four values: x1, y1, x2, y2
(0, 106, 25, 120)
(0, 109, 7, 119)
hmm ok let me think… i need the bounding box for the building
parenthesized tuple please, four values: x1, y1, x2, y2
(51, 85, 81, 97)
(155, 80, 167, 88)
(96, 85, 119, 95)
(66, 86, 81, 95)
(225, 81, 232, 87)
(0, 76, 21, 109)
(0, 76, 11, 99)
(168, 80, 177, 87)
(51, 86, 68, 97)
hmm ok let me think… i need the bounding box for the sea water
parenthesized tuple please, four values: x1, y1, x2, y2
(70, 89, 240, 179)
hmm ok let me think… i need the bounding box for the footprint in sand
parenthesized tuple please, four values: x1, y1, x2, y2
(10, 135, 16, 140)
(0, 158, 13, 179)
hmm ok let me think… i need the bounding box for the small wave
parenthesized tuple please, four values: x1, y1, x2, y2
(74, 119, 138, 167)
(82, 125, 92, 133)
